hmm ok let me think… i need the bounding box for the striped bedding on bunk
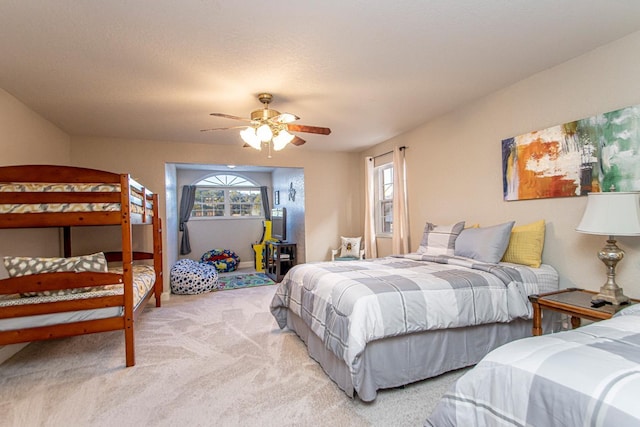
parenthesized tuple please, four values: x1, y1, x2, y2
(0, 265, 156, 310)
(0, 182, 150, 215)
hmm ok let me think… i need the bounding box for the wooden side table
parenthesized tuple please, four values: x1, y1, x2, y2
(529, 288, 637, 336)
(264, 241, 297, 282)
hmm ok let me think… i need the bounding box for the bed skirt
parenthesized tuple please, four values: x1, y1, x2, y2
(286, 310, 558, 402)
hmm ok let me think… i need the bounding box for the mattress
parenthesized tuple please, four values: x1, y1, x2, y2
(0, 264, 156, 331)
(426, 306, 640, 426)
(0, 182, 150, 216)
(271, 255, 560, 401)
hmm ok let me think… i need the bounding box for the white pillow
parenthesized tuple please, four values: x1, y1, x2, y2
(340, 236, 362, 258)
(417, 221, 465, 256)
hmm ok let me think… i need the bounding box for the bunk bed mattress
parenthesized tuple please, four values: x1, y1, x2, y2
(0, 183, 150, 216)
(0, 265, 156, 331)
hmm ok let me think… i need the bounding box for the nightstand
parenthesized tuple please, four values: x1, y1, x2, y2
(264, 241, 296, 282)
(529, 288, 638, 336)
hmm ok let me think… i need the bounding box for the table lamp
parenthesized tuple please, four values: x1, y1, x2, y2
(576, 191, 640, 305)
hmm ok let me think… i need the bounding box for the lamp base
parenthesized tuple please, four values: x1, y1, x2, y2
(592, 286, 629, 305)
(592, 237, 630, 306)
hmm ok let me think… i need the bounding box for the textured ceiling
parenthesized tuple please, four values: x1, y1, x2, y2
(2, 1, 640, 152)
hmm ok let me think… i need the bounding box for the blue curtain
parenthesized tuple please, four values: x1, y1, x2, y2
(179, 185, 196, 255)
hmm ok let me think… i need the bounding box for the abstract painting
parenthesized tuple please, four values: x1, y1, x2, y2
(503, 104, 640, 201)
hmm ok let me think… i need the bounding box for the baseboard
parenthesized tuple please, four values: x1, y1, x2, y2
(0, 342, 29, 365)
(238, 261, 254, 269)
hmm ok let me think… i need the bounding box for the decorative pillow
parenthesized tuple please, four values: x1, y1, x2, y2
(340, 236, 362, 258)
(3, 252, 109, 297)
(501, 220, 545, 268)
(417, 221, 465, 256)
(454, 221, 515, 263)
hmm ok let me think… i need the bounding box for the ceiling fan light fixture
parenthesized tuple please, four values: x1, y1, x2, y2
(256, 124, 273, 142)
(275, 113, 299, 124)
(207, 92, 331, 155)
(273, 130, 295, 151)
(240, 127, 261, 150)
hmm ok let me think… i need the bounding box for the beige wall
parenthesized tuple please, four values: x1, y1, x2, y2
(0, 89, 72, 359)
(364, 31, 640, 295)
(70, 136, 362, 291)
(0, 88, 72, 264)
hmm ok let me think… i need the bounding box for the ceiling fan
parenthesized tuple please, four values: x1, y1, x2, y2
(201, 93, 331, 155)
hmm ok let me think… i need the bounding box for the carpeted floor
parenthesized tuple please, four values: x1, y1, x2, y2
(0, 285, 466, 427)
(217, 272, 275, 290)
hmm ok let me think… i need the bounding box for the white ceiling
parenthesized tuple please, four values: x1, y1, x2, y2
(3, 1, 640, 153)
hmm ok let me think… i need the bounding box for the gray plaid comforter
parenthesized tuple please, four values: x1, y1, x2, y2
(270, 254, 556, 382)
(426, 307, 640, 426)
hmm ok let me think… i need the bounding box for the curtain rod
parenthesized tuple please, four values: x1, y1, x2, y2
(369, 146, 407, 160)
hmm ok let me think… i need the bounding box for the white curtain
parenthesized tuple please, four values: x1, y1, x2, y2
(364, 156, 377, 259)
(392, 147, 409, 254)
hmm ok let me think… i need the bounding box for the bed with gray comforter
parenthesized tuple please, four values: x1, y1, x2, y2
(426, 305, 640, 426)
(270, 254, 559, 401)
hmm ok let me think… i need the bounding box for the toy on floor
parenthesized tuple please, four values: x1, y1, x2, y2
(200, 248, 240, 273)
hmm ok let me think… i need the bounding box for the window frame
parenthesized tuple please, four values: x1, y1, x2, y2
(190, 174, 264, 220)
(375, 163, 393, 237)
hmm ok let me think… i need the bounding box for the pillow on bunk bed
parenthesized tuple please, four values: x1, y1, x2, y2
(3, 252, 109, 297)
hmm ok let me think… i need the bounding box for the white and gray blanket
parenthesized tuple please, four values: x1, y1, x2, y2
(426, 308, 640, 426)
(270, 254, 557, 381)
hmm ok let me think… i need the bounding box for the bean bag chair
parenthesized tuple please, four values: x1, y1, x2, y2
(200, 248, 240, 273)
(170, 259, 219, 295)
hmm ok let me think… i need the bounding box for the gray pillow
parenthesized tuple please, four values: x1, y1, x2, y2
(454, 221, 515, 263)
(417, 221, 465, 256)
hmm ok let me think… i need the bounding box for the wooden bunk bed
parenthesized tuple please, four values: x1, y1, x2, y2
(0, 165, 162, 367)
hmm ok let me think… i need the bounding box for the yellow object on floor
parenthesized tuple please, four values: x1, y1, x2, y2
(252, 220, 272, 272)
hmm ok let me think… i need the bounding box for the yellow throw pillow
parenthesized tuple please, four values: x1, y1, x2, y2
(501, 220, 545, 268)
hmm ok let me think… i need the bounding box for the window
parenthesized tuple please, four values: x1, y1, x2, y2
(376, 164, 393, 235)
(191, 174, 263, 218)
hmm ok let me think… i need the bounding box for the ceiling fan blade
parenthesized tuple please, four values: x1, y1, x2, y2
(287, 124, 331, 135)
(200, 126, 249, 132)
(290, 136, 306, 146)
(273, 112, 300, 124)
(209, 113, 252, 122)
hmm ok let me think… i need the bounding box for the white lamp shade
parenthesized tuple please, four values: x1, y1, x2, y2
(272, 130, 295, 151)
(240, 127, 261, 150)
(576, 192, 640, 236)
(256, 124, 273, 142)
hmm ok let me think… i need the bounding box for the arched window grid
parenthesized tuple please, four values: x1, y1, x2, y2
(191, 173, 263, 219)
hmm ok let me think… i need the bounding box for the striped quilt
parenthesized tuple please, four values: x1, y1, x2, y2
(426, 307, 640, 426)
(270, 254, 557, 379)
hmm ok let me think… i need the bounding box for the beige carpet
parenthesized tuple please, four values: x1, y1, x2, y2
(0, 286, 465, 427)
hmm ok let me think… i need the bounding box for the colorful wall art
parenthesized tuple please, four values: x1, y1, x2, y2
(502, 104, 640, 201)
